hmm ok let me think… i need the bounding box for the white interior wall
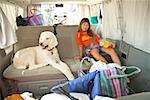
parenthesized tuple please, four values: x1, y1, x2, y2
(102, 0, 150, 53)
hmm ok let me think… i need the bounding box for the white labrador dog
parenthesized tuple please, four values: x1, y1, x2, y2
(13, 31, 74, 80)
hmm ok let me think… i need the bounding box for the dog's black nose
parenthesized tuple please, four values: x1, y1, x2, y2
(40, 43, 43, 46)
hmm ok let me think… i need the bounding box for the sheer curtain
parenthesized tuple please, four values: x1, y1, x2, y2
(0, 1, 23, 52)
(102, 0, 150, 53)
(90, 4, 100, 17)
(0, 2, 22, 31)
(123, 0, 150, 53)
(102, 0, 122, 40)
(75, 4, 90, 25)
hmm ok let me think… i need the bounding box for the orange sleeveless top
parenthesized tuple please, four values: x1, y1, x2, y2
(76, 30, 100, 48)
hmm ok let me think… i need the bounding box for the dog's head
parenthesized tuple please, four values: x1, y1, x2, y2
(39, 31, 58, 50)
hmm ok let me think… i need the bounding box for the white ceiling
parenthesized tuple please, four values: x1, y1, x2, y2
(31, 0, 104, 5)
(4, 0, 105, 7)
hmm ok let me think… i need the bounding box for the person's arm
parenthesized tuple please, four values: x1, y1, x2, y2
(91, 30, 101, 44)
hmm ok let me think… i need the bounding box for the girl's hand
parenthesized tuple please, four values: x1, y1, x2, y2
(108, 42, 116, 48)
(100, 39, 116, 48)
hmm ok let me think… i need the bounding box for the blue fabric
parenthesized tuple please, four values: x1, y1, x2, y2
(67, 71, 97, 93)
(91, 71, 102, 99)
(51, 70, 102, 99)
(67, 71, 102, 99)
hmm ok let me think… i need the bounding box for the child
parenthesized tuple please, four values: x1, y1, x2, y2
(76, 18, 121, 65)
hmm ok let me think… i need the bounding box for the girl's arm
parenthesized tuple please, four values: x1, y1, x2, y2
(91, 30, 101, 44)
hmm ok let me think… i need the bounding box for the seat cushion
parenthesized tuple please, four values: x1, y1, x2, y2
(3, 58, 91, 82)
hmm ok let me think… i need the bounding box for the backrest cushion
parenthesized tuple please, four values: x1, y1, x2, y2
(15, 26, 79, 59)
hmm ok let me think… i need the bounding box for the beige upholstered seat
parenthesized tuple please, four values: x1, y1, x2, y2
(3, 26, 91, 95)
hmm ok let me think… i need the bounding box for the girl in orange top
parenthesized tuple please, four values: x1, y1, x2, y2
(76, 18, 121, 65)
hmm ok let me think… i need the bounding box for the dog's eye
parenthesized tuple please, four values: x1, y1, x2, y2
(46, 38, 49, 40)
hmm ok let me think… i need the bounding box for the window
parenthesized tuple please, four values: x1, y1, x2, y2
(40, 4, 90, 25)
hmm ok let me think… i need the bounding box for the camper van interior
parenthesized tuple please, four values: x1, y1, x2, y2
(0, 0, 150, 99)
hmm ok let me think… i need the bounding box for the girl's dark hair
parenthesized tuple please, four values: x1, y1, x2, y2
(78, 18, 93, 37)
